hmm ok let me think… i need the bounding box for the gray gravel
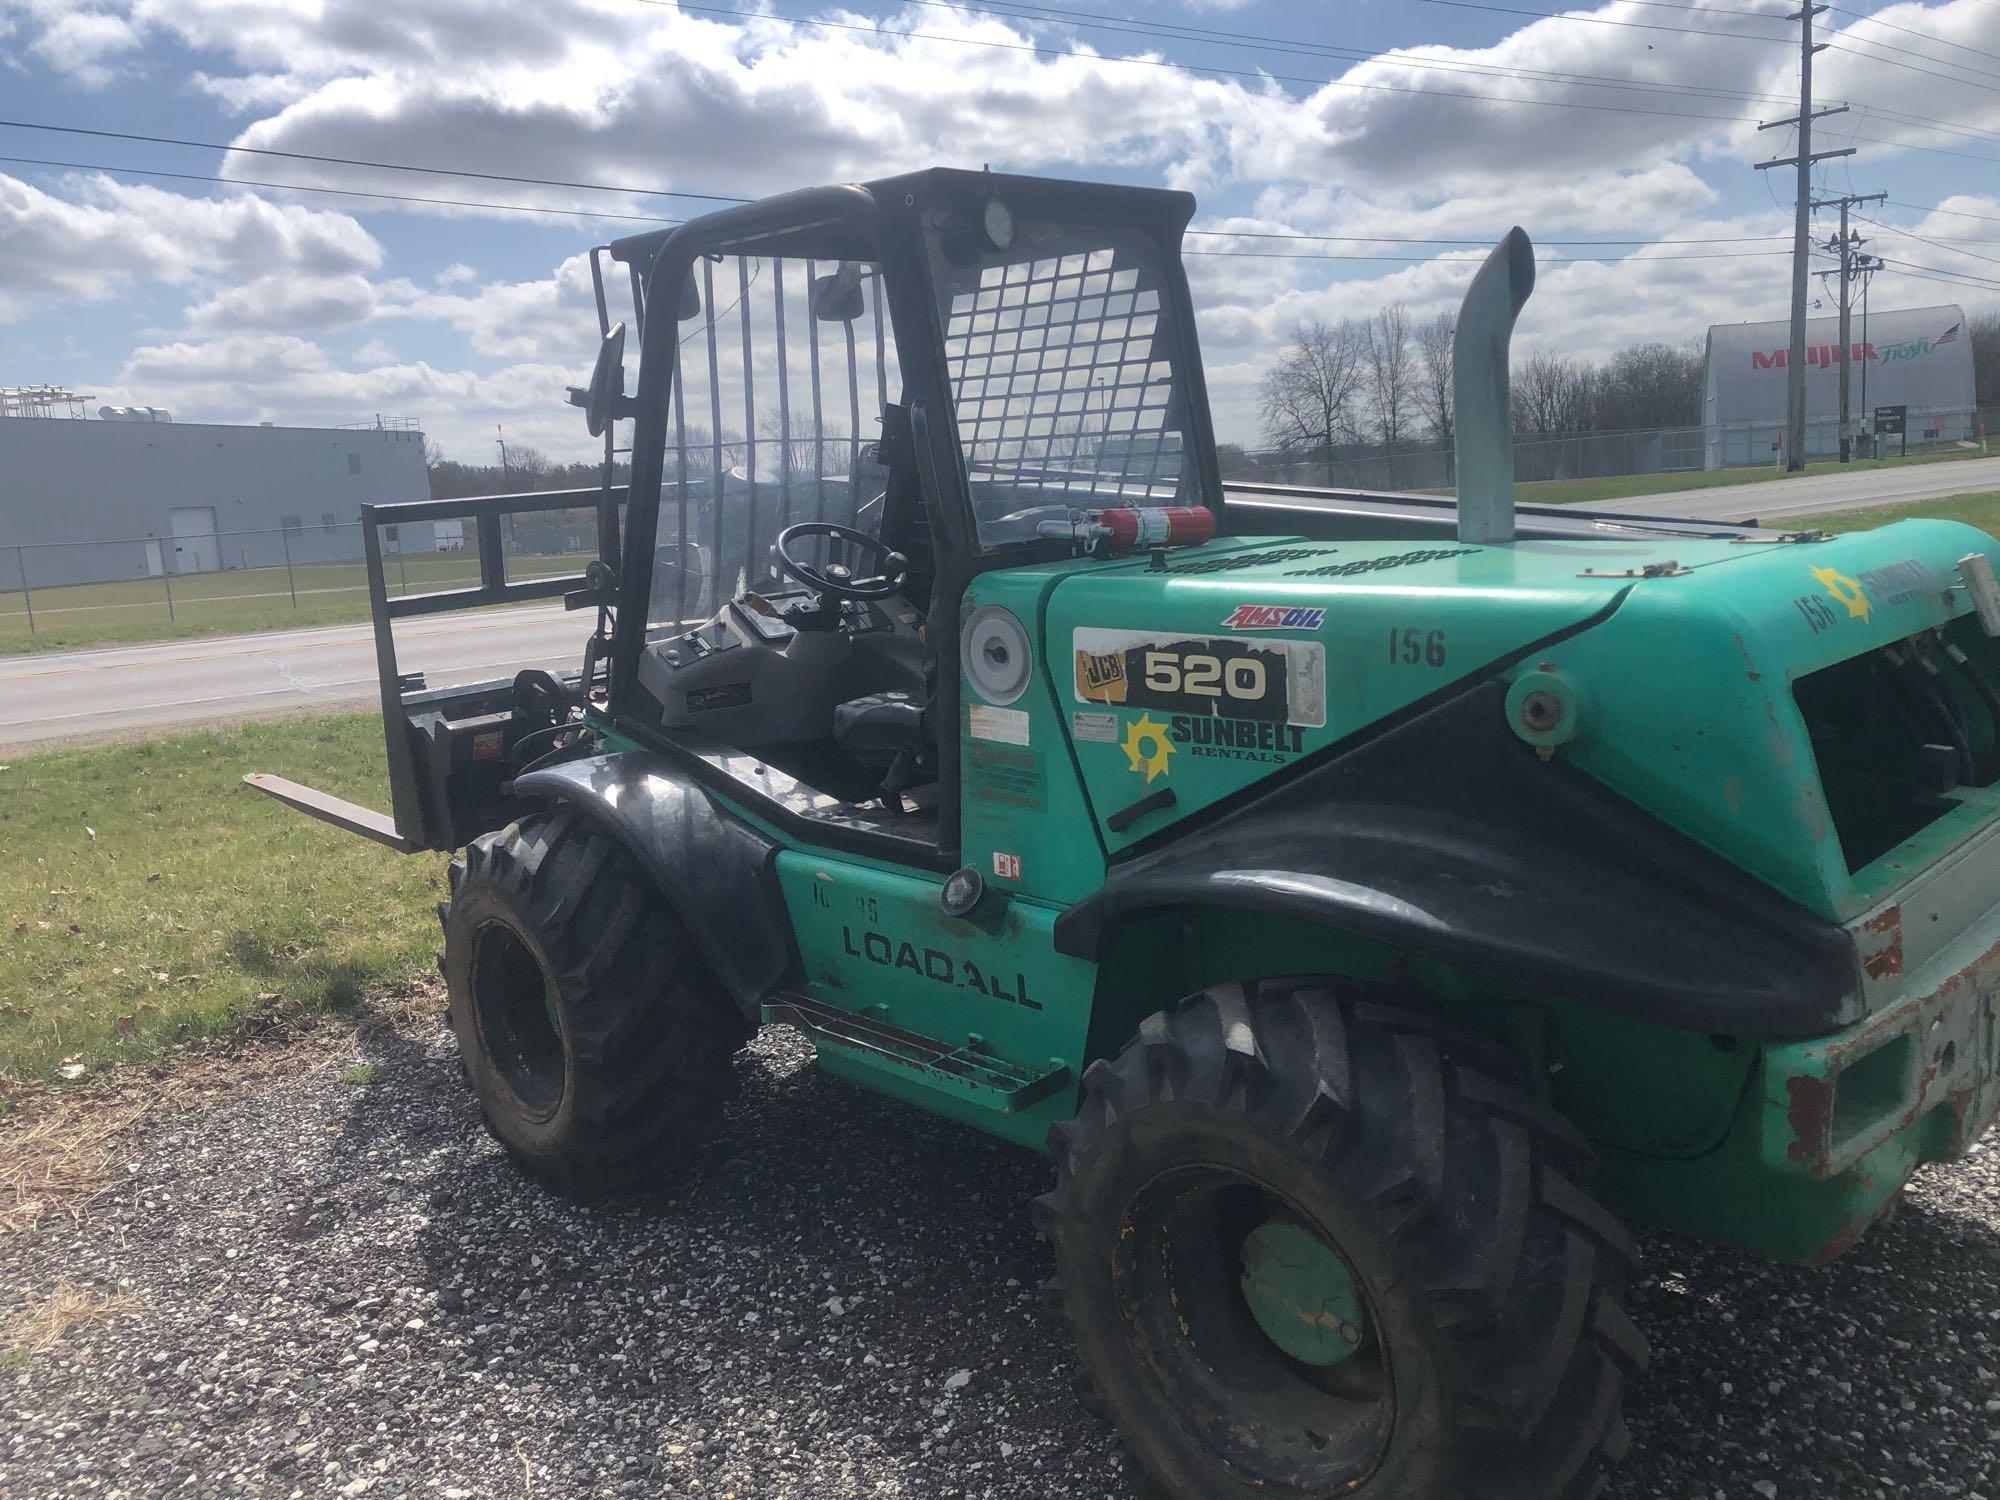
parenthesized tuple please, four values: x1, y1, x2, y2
(2, 996, 1997, 1499)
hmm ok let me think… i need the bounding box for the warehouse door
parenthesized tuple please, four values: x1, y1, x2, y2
(169, 506, 221, 573)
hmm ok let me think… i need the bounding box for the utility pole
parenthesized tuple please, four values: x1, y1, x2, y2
(1814, 190, 1886, 462)
(1756, 3, 1852, 471)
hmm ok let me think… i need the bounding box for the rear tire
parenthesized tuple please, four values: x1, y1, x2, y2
(1039, 979, 1646, 1500)
(439, 806, 749, 1196)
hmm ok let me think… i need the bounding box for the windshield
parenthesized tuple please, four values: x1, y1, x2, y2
(646, 253, 901, 627)
(927, 219, 1202, 548)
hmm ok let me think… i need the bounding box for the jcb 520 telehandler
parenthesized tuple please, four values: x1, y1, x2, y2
(253, 168, 2000, 1498)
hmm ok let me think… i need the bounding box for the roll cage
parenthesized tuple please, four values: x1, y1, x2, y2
(598, 168, 1225, 860)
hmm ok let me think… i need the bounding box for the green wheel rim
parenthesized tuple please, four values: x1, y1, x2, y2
(1238, 1219, 1369, 1367)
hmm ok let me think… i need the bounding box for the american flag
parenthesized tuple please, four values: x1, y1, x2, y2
(1937, 322, 1962, 346)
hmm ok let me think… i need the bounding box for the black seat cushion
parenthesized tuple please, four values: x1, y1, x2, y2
(832, 692, 927, 765)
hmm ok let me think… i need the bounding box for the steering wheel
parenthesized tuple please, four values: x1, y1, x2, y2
(774, 521, 908, 602)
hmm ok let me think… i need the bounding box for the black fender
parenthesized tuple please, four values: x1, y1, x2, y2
(1054, 682, 1859, 1041)
(515, 751, 796, 1021)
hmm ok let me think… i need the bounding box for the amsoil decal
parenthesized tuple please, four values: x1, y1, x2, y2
(1072, 628, 1327, 727)
(1221, 604, 1325, 631)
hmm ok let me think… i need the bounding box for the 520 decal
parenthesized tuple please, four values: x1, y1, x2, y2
(1141, 648, 1272, 704)
(1073, 628, 1327, 727)
(1387, 626, 1447, 667)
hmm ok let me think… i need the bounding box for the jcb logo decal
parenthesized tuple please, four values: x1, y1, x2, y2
(1075, 650, 1128, 703)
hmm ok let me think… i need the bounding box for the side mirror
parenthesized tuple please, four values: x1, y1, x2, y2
(566, 322, 631, 438)
(676, 271, 701, 322)
(812, 262, 866, 322)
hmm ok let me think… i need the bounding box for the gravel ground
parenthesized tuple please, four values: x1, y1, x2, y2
(2, 994, 1997, 1500)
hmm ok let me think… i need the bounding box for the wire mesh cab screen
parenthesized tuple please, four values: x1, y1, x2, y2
(930, 222, 1196, 548)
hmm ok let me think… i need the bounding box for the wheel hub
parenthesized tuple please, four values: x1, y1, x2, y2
(1238, 1219, 1368, 1367)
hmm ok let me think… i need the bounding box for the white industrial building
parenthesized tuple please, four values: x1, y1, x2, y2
(1702, 304, 1976, 468)
(0, 405, 432, 589)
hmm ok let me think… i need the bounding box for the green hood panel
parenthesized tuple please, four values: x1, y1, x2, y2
(1038, 535, 1674, 850)
(1526, 518, 2000, 919)
(1020, 523, 1996, 911)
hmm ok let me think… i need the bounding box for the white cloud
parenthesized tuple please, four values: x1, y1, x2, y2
(12, 0, 2000, 456)
(0, 171, 381, 321)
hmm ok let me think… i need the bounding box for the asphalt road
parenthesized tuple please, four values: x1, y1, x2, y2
(1577, 453, 2000, 522)
(0, 606, 593, 752)
(5, 455, 2000, 751)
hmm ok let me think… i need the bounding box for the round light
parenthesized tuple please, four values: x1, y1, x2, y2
(982, 198, 1015, 251)
(962, 605, 1032, 704)
(941, 865, 986, 918)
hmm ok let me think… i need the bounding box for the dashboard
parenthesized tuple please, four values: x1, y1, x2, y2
(637, 586, 926, 746)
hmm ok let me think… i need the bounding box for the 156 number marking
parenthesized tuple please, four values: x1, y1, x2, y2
(1388, 627, 1447, 667)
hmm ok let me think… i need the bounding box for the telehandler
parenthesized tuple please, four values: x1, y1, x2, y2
(252, 168, 2000, 1498)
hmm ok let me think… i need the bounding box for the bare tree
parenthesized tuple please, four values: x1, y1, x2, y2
(1595, 340, 1703, 431)
(1970, 311, 2000, 409)
(1512, 352, 1595, 438)
(1364, 304, 1414, 484)
(1259, 318, 1368, 484)
(1413, 312, 1455, 446)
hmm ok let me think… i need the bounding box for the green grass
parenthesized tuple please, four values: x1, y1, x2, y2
(1765, 489, 2000, 538)
(0, 714, 449, 1083)
(0, 550, 593, 656)
(1511, 442, 1992, 507)
(338, 1061, 381, 1085)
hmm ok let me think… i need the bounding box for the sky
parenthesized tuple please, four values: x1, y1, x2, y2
(4, 0, 2000, 461)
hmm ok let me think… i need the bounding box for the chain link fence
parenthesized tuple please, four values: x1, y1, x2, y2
(1226, 408, 1997, 492)
(0, 506, 604, 643)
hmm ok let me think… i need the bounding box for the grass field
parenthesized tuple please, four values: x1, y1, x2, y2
(7, 490, 2000, 1091)
(0, 549, 594, 656)
(1513, 441, 1992, 507)
(1768, 489, 2000, 538)
(0, 715, 445, 1089)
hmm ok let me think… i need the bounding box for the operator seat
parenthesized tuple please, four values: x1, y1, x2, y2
(832, 690, 933, 800)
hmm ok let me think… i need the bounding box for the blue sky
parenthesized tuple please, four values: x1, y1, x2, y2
(3, 0, 1998, 458)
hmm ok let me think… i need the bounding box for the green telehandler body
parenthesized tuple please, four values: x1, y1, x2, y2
(253, 168, 2000, 1498)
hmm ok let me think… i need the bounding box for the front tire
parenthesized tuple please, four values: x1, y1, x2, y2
(440, 806, 749, 1196)
(1039, 980, 1647, 1499)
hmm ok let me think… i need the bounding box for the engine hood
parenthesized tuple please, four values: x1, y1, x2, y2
(1038, 524, 1999, 870)
(1040, 531, 1768, 850)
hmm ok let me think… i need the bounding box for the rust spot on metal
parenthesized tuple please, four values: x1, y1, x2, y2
(1733, 632, 1763, 683)
(1784, 1074, 1834, 1164)
(1812, 1183, 1901, 1267)
(1859, 905, 1904, 980)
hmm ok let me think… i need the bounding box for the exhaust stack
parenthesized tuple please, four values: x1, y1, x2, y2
(1452, 227, 1537, 546)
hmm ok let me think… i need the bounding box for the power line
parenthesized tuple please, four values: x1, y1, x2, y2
(0, 152, 1801, 264)
(657, 1, 2000, 161)
(1880, 256, 2000, 289)
(904, 0, 1807, 108)
(1829, 3, 2000, 67)
(1857, 214, 2000, 268)
(655, 1, 1770, 125)
(1413, 0, 2000, 92)
(1886, 197, 2000, 226)
(0, 154, 686, 225)
(820, 0, 2000, 148)
(1186, 226, 1785, 246)
(0, 118, 755, 204)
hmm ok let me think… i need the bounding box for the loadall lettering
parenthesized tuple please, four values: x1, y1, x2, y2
(841, 927, 1042, 1010)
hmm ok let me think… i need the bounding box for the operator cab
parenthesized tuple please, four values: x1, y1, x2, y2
(592, 168, 1221, 864)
